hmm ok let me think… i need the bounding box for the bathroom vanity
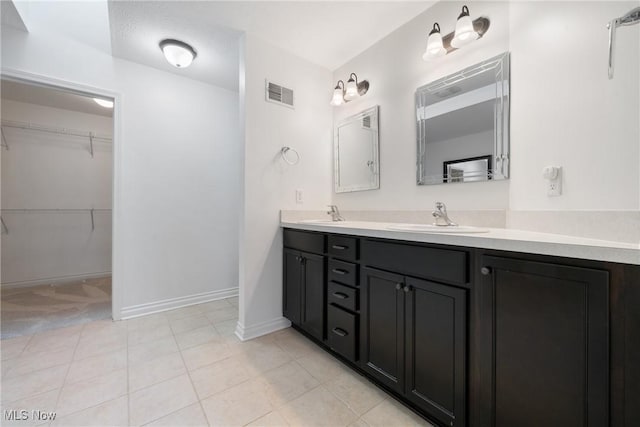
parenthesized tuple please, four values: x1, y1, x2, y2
(281, 222, 640, 427)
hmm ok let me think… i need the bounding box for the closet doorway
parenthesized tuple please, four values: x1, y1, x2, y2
(1, 78, 115, 339)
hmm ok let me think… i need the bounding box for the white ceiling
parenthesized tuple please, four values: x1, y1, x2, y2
(1, 79, 114, 118)
(107, 1, 434, 91)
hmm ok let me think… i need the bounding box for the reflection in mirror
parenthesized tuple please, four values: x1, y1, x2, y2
(334, 105, 379, 193)
(416, 52, 510, 185)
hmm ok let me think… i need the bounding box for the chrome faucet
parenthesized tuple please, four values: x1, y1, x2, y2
(327, 205, 345, 222)
(432, 202, 457, 227)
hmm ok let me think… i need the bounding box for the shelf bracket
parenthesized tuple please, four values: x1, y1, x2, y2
(1, 127, 9, 150)
(1, 216, 8, 235)
(90, 208, 95, 231)
(89, 132, 94, 158)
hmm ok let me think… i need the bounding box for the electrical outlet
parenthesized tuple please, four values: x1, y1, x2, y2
(546, 167, 562, 197)
(295, 189, 303, 204)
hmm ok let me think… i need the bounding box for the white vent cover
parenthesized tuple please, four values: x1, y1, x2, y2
(362, 115, 371, 129)
(265, 80, 294, 108)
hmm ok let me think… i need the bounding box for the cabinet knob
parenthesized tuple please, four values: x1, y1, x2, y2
(395, 283, 402, 290)
(404, 285, 412, 293)
(481, 267, 492, 276)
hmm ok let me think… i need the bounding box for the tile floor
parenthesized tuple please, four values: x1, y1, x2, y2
(1, 297, 431, 426)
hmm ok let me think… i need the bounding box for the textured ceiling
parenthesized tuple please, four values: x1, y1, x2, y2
(1, 79, 114, 118)
(107, 1, 434, 91)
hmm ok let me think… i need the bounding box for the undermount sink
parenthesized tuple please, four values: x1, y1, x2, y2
(386, 224, 489, 234)
(296, 219, 349, 225)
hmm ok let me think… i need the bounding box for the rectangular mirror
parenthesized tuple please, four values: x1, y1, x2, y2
(334, 105, 379, 193)
(416, 52, 510, 185)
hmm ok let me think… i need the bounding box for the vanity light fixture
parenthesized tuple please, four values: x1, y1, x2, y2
(159, 39, 197, 68)
(330, 74, 369, 106)
(93, 98, 113, 108)
(422, 5, 490, 61)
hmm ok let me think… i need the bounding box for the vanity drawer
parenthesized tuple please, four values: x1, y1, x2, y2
(328, 259, 358, 287)
(361, 239, 468, 285)
(284, 229, 325, 255)
(328, 281, 358, 312)
(327, 304, 358, 362)
(328, 235, 358, 261)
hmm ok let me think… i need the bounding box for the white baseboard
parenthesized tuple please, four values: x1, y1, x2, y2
(1, 272, 112, 290)
(235, 316, 291, 341)
(121, 287, 238, 319)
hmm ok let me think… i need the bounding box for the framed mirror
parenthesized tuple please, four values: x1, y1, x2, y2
(334, 105, 380, 193)
(416, 52, 510, 185)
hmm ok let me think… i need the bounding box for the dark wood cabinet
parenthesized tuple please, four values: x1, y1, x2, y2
(478, 255, 609, 427)
(360, 268, 467, 427)
(283, 230, 326, 342)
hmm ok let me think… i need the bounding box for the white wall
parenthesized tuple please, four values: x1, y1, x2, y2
(237, 34, 333, 339)
(332, 1, 639, 212)
(1, 100, 112, 285)
(1, 25, 242, 317)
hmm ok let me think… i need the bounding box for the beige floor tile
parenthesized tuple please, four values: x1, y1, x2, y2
(1, 389, 59, 427)
(65, 349, 127, 384)
(129, 374, 198, 426)
(4, 347, 74, 378)
(51, 395, 128, 427)
(125, 313, 169, 331)
(278, 386, 358, 426)
(213, 319, 238, 336)
(22, 325, 82, 354)
(181, 338, 233, 371)
(235, 341, 292, 377)
(246, 410, 290, 427)
(200, 378, 274, 426)
(1, 364, 68, 403)
(259, 361, 320, 407)
(296, 350, 349, 384)
(128, 335, 178, 365)
(80, 319, 126, 337)
(145, 403, 208, 426)
(129, 351, 186, 391)
(164, 305, 203, 322)
(225, 296, 239, 307)
(325, 371, 388, 416)
(361, 399, 432, 427)
(74, 329, 127, 361)
(204, 306, 238, 324)
(169, 314, 211, 335)
(174, 325, 220, 350)
(128, 323, 173, 346)
(273, 329, 322, 359)
(196, 299, 231, 313)
(56, 368, 127, 416)
(349, 419, 371, 427)
(190, 356, 253, 400)
(1, 335, 32, 360)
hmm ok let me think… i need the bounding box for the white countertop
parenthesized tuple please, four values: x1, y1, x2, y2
(281, 220, 640, 265)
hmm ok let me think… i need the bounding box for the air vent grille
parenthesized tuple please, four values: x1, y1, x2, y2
(362, 115, 371, 129)
(266, 80, 295, 108)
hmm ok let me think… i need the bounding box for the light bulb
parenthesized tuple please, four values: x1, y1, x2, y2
(344, 77, 358, 101)
(93, 98, 113, 108)
(451, 6, 479, 48)
(423, 23, 446, 61)
(159, 39, 197, 68)
(330, 84, 345, 106)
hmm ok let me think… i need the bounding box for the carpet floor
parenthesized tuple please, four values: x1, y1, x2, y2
(1, 276, 111, 339)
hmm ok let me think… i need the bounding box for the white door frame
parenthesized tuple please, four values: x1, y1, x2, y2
(1, 67, 125, 320)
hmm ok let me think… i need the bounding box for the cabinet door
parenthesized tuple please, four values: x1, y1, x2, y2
(405, 277, 467, 427)
(283, 249, 302, 325)
(481, 255, 609, 427)
(300, 252, 325, 341)
(360, 267, 405, 393)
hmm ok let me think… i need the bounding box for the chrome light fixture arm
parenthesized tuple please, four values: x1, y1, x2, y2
(608, 7, 640, 79)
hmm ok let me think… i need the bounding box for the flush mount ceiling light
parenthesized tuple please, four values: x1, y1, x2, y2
(93, 98, 114, 108)
(330, 73, 370, 106)
(422, 5, 490, 62)
(159, 39, 197, 68)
